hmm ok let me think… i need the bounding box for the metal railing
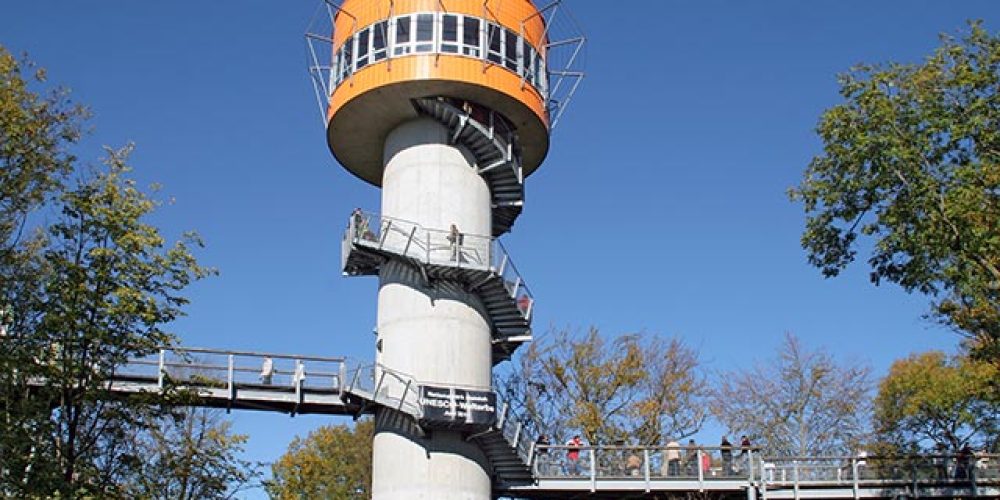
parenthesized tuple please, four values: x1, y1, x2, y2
(346, 363, 423, 418)
(118, 347, 347, 396)
(495, 395, 538, 464)
(345, 211, 534, 320)
(531, 445, 761, 485)
(762, 454, 1000, 486)
(523, 446, 1000, 489)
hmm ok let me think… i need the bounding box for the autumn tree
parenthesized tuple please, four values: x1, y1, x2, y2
(711, 333, 872, 456)
(874, 351, 999, 453)
(498, 327, 708, 445)
(789, 23, 1000, 361)
(266, 420, 374, 499)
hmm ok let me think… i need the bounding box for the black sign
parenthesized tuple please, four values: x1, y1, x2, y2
(420, 386, 497, 427)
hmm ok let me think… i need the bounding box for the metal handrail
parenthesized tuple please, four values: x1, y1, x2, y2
(345, 211, 535, 315)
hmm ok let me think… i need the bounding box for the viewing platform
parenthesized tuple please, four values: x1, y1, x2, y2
(342, 211, 534, 362)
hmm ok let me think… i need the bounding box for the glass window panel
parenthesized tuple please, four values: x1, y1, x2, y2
(343, 38, 354, 76)
(373, 21, 387, 50)
(487, 24, 502, 63)
(442, 15, 458, 41)
(356, 29, 369, 68)
(416, 14, 433, 41)
(396, 16, 411, 43)
(524, 45, 535, 82)
(372, 21, 387, 62)
(463, 17, 480, 46)
(504, 29, 518, 71)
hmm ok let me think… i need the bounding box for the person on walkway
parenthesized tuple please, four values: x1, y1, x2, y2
(685, 439, 699, 475)
(259, 356, 274, 385)
(566, 435, 582, 475)
(720, 436, 733, 476)
(663, 438, 681, 476)
(447, 223, 463, 261)
(955, 444, 973, 480)
(534, 435, 550, 475)
(625, 452, 642, 477)
(292, 360, 306, 387)
(739, 435, 752, 473)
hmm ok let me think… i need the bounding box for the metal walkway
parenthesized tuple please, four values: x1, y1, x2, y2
(499, 445, 1000, 499)
(29, 348, 1000, 498)
(342, 211, 534, 363)
(413, 97, 524, 237)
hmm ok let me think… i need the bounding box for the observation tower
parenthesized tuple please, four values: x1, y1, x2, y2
(306, 1, 584, 497)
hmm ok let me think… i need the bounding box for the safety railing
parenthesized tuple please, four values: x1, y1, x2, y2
(116, 347, 347, 399)
(531, 445, 761, 485)
(762, 454, 1000, 487)
(494, 395, 539, 464)
(345, 363, 423, 418)
(344, 211, 534, 320)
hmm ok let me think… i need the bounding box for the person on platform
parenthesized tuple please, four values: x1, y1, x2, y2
(566, 435, 583, 475)
(685, 439, 699, 475)
(292, 361, 306, 387)
(259, 356, 274, 385)
(447, 224, 463, 261)
(625, 451, 642, 477)
(739, 435, 752, 472)
(663, 438, 681, 476)
(720, 436, 733, 476)
(534, 434, 551, 475)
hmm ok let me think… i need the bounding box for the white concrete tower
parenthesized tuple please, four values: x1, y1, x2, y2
(305, 1, 584, 497)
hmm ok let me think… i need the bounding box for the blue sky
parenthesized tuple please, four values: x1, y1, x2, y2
(3, 1, 999, 496)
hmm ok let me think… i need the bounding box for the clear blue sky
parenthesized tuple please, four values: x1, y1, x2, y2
(4, 1, 999, 496)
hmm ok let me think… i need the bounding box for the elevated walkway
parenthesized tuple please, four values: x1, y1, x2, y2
(500, 446, 1000, 499)
(342, 211, 534, 363)
(28, 347, 356, 416)
(412, 97, 524, 237)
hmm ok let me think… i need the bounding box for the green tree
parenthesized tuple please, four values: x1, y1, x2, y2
(120, 407, 262, 499)
(710, 333, 872, 456)
(0, 45, 85, 251)
(266, 420, 374, 500)
(1, 147, 214, 496)
(499, 327, 707, 445)
(874, 351, 999, 452)
(0, 47, 245, 496)
(789, 23, 1000, 361)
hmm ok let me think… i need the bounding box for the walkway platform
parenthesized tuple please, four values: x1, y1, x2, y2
(342, 211, 534, 362)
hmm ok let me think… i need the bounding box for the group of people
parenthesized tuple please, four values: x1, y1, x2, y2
(533, 434, 756, 477)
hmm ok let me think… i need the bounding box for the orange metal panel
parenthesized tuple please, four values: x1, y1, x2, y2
(333, 0, 547, 53)
(326, 54, 547, 126)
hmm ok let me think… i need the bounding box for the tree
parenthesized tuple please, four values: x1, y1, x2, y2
(0, 45, 85, 251)
(789, 23, 1000, 361)
(0, 147, 215, 496)
(498, 327, 708, 445)
(0, 47, 235, 496)
(874, 351, 999, 453)
(119, 407, 261, 499)
(711, 333, 872, 456)
(266, 420, 374, 499)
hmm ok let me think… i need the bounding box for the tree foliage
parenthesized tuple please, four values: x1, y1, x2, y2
(0, 46, 87, 250)
(874, 351, 999, 452)
(119, 407, 261, 499)
(266, 420, 374, 500)
(789, 23, 1000, 360)
(0, 48, 251, 498)
(499, 327, 708, 445)
(711, 333, 872, 456)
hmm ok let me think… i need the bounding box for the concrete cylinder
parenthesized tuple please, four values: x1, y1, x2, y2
(371, 118, 493, 499)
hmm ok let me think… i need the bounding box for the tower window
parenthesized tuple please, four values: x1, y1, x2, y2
(441, 15, 458, 53)
(415, 14, 434, 52)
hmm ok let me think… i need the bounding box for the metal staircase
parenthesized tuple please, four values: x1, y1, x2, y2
(472, 400, 536, 487)
(412, 97, 524, 237)
(342, 211, 534, 363)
